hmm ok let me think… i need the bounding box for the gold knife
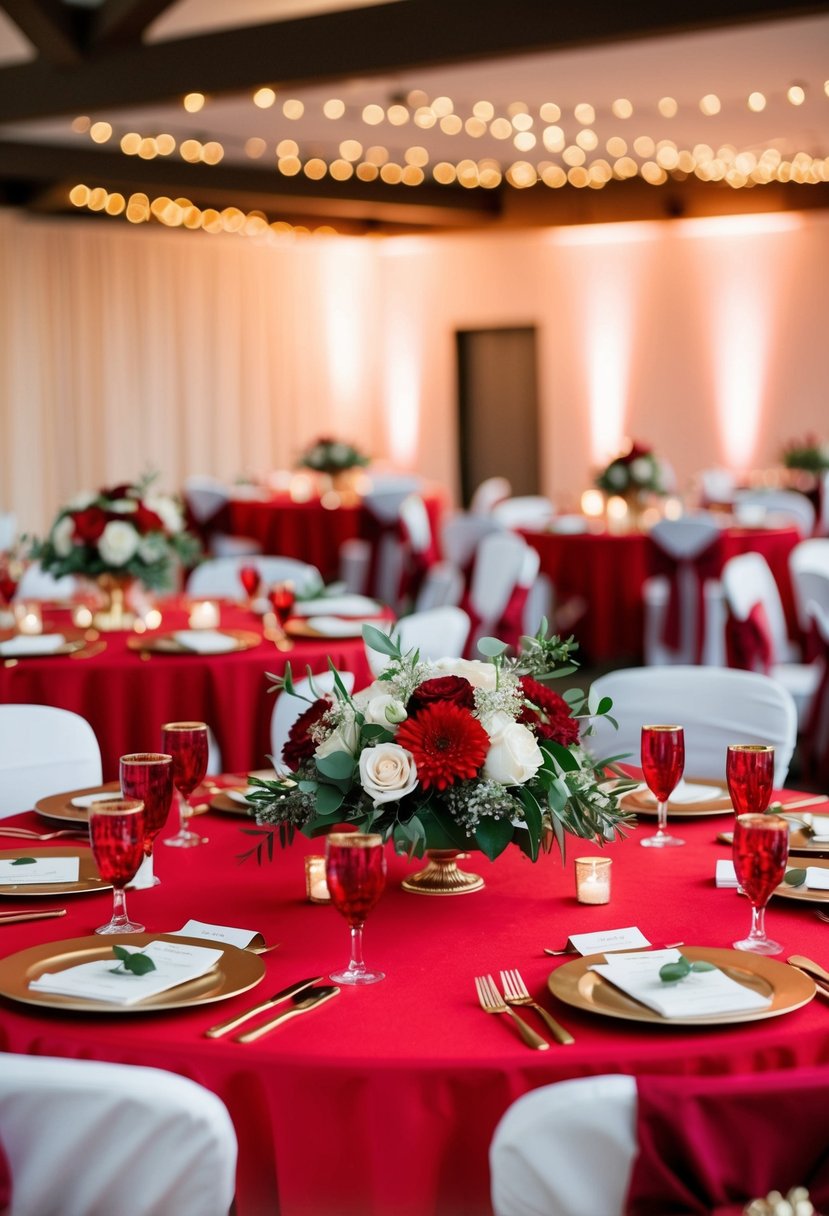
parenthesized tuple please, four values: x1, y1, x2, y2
(204, 974, 324, 1038)
(235, 985, 340, 1043)
(0, 908, 67, 925)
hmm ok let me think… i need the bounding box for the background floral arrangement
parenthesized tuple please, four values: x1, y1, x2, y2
(781, 435, 829, 474)
(298, 437, 370, 475)
(595, 442, 665, 496)
(245, 623, 631, 864)
(33, 474, 201, 591)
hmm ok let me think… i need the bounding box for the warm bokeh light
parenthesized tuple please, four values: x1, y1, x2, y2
(611, 99, 633, 119)
(658, 97, 678, 118)
(90, 122, 112, 143)
(323, 98, 345, 119)
(183, 93, 204, 113)
(748, 91, 766, 112)
(581, 490, 604, 517)
(787, 85, 805, 105)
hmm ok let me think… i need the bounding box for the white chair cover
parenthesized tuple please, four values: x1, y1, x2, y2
(491, 496, 556, 531)
(365, 607, 471, 677)
(490, 1075, 637, 1216)
(441, 513, 505, 571)
(0, 705, 102, 818)
(698, 467, 736, 506)
(733, 489, 816, 539)
(414, 561, 465, 612)
(183, 475, 229, 524)
(0, 511, 16, 551)
(585, 665, 798, 785)
(15, 561, 76, 599)
(820, 471, 829, 537)
(0, 1055, 237, 1216)
(344, 492, 434, 612)
(467, 532, 534, 633)
(469, 476, 511, 515)
(270, 670, 355, 772)
(643, 515, 722, 666)
(789, 539, 829, 634)
(186, 556, 322, 598)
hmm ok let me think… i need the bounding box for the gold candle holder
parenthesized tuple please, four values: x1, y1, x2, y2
(575, 856, 612, 905)
(305, 854, 331, 903)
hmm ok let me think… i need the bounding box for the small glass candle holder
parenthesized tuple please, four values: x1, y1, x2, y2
(189, 599, 220, 630)
(305, 854, 331, 903)
(14, 601, 42, 635)
(575, 856, 612, 905)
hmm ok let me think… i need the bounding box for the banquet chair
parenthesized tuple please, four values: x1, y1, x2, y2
(270, 670, 355, 771)
(183, 474, 262, 558)
(464, 532, 540, 655)
(491, 495, 556, 531)
(340, 491, 436, 612)
(0, 1055, 237, 1216)
(441, 512, 505, 571)
(789, 538, 829, 637)
(365, 606, 471, 677)
(186, 555, 323, 598)
(733, 488, 816, 538)
(801, 600, 829, 786)
(15, 560, 76, 599)
(820, 470, 829, 537)
(469, 476, 511, 515)
(642, 515, 723, 665)
(0, 705, 102, 818)
(0, 511, 15, 551)
(698, 466, 736, 507)
(585, 665, 797, 785)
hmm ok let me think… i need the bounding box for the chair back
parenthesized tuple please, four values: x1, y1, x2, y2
(0, 512, 16, 551)
(0, 705, 102, 817)
(585, 665, 797, 785)
(270, 670, 355, 772)
(733, 489, 816, 538)
(720, 551, 791, 664)
(366, 607, 471, 677)
(469, 476, 511, 515)
(441, 513, 504, 569)
(650, 515, 721, 560)
(187, 556, 322, 598)
(643, 516, 724, 665)
(699, 467, 736, 506)
(491, 496, 555, 531)
(467, 532, 534, 627)
(790, 539, 829, 633)
(183, 475, 229, 524)
(16, 561, 76, 600)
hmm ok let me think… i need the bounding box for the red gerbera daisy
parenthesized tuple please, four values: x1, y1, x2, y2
(281, 698, 330, 770)
(519, 677, 580, 747)
(395, 702, 489, 791)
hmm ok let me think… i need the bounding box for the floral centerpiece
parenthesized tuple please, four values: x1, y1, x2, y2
(595, 442, 665, 497)
(244, 624, 631, 895)
(298, 437, 370, 476)
(781, 435, 829, 475)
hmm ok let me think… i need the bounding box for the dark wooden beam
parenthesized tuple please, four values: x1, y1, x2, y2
(0, 0, 827, 121)
(89, 0, 180, 50)
(0, 0, 85, 65)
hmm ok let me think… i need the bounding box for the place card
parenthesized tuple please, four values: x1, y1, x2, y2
(564, 926, 651, 956)
(29, 939, 224, 1006)
(588, 948, 772, 1018)
(0, 857, 80, 885)
(173, 919, 261, 948)
(716, 859, 739, 888)
(808, 815, 829, 842)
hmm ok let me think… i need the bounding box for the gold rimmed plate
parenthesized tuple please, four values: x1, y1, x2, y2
(773, 858, 829, 904)
(0, 628, 87, 658)
(0, 932, 265, 1013)
(720, 819, 829, 857)
(127, 629, 261, 655)
(35, 782, 121, 825)
(209, 789, 255, 816)
(0, 847, 110, 897)
(548, 945, 815, 1026)
(619, 779, 733, 818)
(284, 618, 366, 639)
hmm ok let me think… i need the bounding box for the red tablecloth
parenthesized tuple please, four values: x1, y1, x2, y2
(0, 604, 375, 780)
(1, 793, 828, 1216)
(226, 492, 446, 583)
(522, 525, 800, 663)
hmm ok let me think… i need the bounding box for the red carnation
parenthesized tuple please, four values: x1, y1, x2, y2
(281, 698, 330, 770)
(72, 506, 107, 544)
(134, 504, 165, 534)
(395, 702, 488, 791)
(408, 675, 475, 714)
(519, 677, 580, 748)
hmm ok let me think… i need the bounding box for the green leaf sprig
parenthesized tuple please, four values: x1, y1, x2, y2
(110, 945, 157, 976)
(10, 857, 37, 866)
(659, 955, 717, 983)
(783, 868, 807, 888)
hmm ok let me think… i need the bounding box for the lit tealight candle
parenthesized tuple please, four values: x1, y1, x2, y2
(580, 489, 604, 518)
(605, 496, 628, 532)
(575, 856, 612, 905)
(189, 599, 220, 630)
(305, 854, 331, 903)
(14, 602, 42, 635)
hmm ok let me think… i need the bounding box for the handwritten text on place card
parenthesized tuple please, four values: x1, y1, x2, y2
(0, 857, 80, 885)
(174, 919, 260, 948)
(566, 927, 651, 956)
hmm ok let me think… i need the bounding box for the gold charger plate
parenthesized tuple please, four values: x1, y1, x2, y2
(0, 932, 265, 1013)
(35, 782, 121, 825)
(620, 778, 733, 818)
(773, 857, 829, 904)
(548, 945, 815, 1026)
(719, 818, 829, 858)
(127, 629, 261, 655)
(0, 847, 110, 897)
(0, 628, 87, 658)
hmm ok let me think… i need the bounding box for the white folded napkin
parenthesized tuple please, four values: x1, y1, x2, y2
(803, 866, 829, 891)
(0, 633, 66, 657)
(293, 595, 382, 618)
(172, 630, 237, 654)
(71, 792, 121, 809)
(305, 616, 368, 637)
(638, 780, 724, 806)
(29, 939, 224, 1006)
(807, 815, 829, 842)
(715, 859, 739, 888)
(0, 856, 80, 885)
(588, 948, 772, 1018)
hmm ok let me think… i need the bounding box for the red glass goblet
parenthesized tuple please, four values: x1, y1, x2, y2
(238, 564, 261, 606)
(732, 813, 789, 954)
(326, 832, 387, 985)
(88, 799, 146, 934)
(640, 724, 685, 848)
(120, 753, 174, 884)
(268, 580, 296, 628)
(726, 744, 775, 817)
(161, 722, 209, 849)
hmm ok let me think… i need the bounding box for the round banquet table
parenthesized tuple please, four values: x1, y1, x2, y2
(1, 790, 828, 1216)
(0, 602, 375, 781)
(521, 523, 801, 664)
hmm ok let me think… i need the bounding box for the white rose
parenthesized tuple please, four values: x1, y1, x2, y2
(363, 693, 407, 729)
(67, 491, 96, 511)
(52, 515, 75, 557)
(97, 520, 139, 566)
(358, 743, 418, 806)
(426, 658, 497, 691)
(315, 714, 360, 759)
(630, 457, 653, 486)
(482, 713, 543, 786)
(108, 498, 138, 515)
(145, 495, 183, 534)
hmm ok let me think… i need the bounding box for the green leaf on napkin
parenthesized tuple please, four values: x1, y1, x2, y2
(10, 857, 37, 865)
(659, 955, 717, 984)
(110, 945, 157, 976)
(784, 868, 807, 887)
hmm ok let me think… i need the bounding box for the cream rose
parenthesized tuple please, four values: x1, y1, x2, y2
(363, 693, 407, 729)
(358, 743, 418, 806)
(482, 712, 543, 785)
(315, 714, 360, 759)
(97, 520, 139, 566)
(52, 515, 76, 557)
(426, 657, 497, 691)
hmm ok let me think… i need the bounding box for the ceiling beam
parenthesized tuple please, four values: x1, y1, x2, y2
(89, 0, 181, 50)
(0, 0, 827, 121)
(0, 0, 85, 65)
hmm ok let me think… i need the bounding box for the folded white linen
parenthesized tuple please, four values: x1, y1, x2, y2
(807, 815, 829, 842)
(0, 856, 80, 885)
(0, 633, 65, 657)
(803, 866, 829, 891)
(715, 859, 739, 888)
(305, 616, 371, 638)
(588, 948, 771, 1018)
(172, 630, 237, 654)
(292, 595, 381, 618)
(638, 780, 724, 805)
(71, 792, 121, 809)
(29, 939, 224, 1005)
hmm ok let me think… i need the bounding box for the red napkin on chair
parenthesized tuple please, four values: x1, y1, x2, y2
(625, 1068, 829, 1215)
(724, 600, 774, 674)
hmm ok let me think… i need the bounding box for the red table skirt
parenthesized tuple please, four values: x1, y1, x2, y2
(523, 525, 801, 664)
(1, 793, 828, 1216)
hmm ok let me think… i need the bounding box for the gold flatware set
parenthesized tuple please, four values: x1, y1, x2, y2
(475, 969, 574, 1049)
(205, 974, 338, 1041)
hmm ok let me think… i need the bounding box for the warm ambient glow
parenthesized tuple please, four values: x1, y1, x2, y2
(580, 490, 604, 517)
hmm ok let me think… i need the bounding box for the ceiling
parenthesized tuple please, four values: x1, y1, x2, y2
(0, 0, 828, 234)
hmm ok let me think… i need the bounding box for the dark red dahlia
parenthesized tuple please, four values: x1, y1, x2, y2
(519, 677, 580, 747)
(72, 506, 107, 543)
(282, 698, 330, 770)
(408, 675, 475, 714)
(395, 702, 488, 791)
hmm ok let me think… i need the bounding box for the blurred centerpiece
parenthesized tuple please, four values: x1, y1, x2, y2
(781, 434, 829, 490)
(297, 436, 370, 496)
(34, 474, 201, 629)
(246, 623, 630, 895)
(595, 441, 666, 529)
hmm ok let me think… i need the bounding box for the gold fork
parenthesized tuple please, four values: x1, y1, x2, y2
(0, 827, 88, 841)
(474, 974, 549, 1050)
(500, 968, 575, 1045)
(815, 909, 829, 924)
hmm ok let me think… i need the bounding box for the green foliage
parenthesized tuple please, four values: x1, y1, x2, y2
(783, 868, 807, 887)
(659, 955, 717, 983)
(110, 945, 157, 976)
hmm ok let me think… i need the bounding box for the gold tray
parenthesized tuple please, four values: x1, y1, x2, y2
(621, 779, 733, 818)
(127, 629, 261, 655)
(35, 782, 121, 825)
(0, 847, 110, 897)
(0, 932, 265, 1013)
(548, 945, 815, 1026)
(0, 628, 87, 658)
(773, 857, 829, 904)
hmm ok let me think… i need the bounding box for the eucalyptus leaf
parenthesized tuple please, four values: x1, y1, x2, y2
(477, 636, 508, 658)
(362, 624, 400, 658)
(315, 784, 345, 815)
(659, 957, 691, 983)
(111, 945, 157, 976)
(474, 816, 514, 861)
(784, 868, 807, 887)
(315, 751, 354, 781)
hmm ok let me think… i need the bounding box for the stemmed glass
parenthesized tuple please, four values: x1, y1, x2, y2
(238, 564, 261, 608)
(161, 722, 209, 848)
(267, 580, 296, 649)
(88, 799, 146, 934)
(120, 753, 174, 884)
(726, 745, 775, 817)
(326, 832, 387, 985)
(640, 724, 685, 848)
(732, 813, 789, 954)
